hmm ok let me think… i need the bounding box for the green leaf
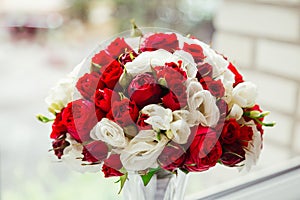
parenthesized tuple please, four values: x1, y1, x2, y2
(180, 168, 189, 174)
(36, 114, 54, 123)
(117, 172, 128, 194)
(141, 168, 160, 186)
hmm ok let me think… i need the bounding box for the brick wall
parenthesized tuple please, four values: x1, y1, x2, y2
(212, 0, 300, 153)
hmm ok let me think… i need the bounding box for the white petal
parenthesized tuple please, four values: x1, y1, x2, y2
(120, 130, 168, 171)
(90, 118, 127, 148)
(142, 104, 173, 130)
(170, 120, 191, 144)
(228, 104, 243, 120)
(232, 82, 257, 108)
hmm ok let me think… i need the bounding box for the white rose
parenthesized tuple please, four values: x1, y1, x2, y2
(142, 104, 173, 130)
(45, 59, 83, 113)
(172, 110, 201, 127)
(169, 120, 191, 144)
(124, 49, 178, 76)
(173, 50, 197, 78)
(90, 118, 128, 148)
(228, 104, 243, 120)
(232, 82, 257, 108)
(120, 130, 168, 171)
(188, 89, 220, 127)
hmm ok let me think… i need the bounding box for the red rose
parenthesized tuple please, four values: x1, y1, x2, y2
(214, 99, 228, 133)
(162, 92, 181, 111)
(92, 50, 114, 67)
(158, 142, 186, 172)
(196, 63, 213, 80)
(111, 98, 139, 127)
(127, 73, 163, 108)
(154, 61, 187, 84)
(100, 60, 123, 90)
(52, 137, 70, 159)
(82, 141, 108, 163)
(62, 99, 98, 143)
(162, 80, 187, 111)
(228, 63, 244, 87)
(50, 111, 67, 139)
(221, 142, 245, 167)
(239, 126, 254, 147)
(221, 119, 240, 144)
(106, 37, 132, 59)
(102, 154, 124, 178)
(183, 43, 205, 63)
(141, 33, 179, 53)
(119, 50, 138, 65)
(136, 113, 151, 130)
(94, 88, 120, 113)
(76, 72, 105, 100)
(184, 126, 222, 172)
(200, 77, 225, 98)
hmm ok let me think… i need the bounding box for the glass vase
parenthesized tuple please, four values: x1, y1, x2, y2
(122, 169, 188, 200)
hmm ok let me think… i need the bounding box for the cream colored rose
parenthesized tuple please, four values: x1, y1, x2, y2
(142, 104, 173, 131)
(187, 82, 220, 127)
(232, 82, 257, 108)
(169, 120, 191, 144)
(120, 130, 168, 171)
(228, 104, 243, 120)
(45, 59, 83, 113)
(124, 49, 178, 76)
(90, 118, 128, 148)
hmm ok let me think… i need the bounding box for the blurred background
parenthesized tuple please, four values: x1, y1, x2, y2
(0, 0, 299, 199)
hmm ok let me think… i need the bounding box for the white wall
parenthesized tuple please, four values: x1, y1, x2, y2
(212, 0, 300, 153)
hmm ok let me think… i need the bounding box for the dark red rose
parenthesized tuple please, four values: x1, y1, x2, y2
(82, 141, 108, 163)
(214, 99, 228, 133)
(102, 164, 124, 178)
(76, 72, 105, 100)
(196, 63, 213, 80)
(100, 60, 123, 90)
(221, 142, 245, 167)
(62, 99, 98, 143)
(94, 88, 120, 113)
(95, 109, 106, 122)
(102, 154, 124, 178)
(158, 142, 186, 172)
(239, 126, 254, 147)
(162, 80, 187, 111)
(106, 37, 132, 59)
(119, 50, 138, 65)
(184, 126, 222, 172)
(228, 63, 244, 87)
(183, 43, 205, 63)
(141, 33, 179, 53)
(52, 137, 70, 159)
(136, 113, 151, 130)
(127, 73, 163, 108)
(200, 77, 225, 98)
(162, 91, 180, 111)
(111, 98, 139, 127)
(92, 50, 114, 67)
(244, 105, 264, 135)
(221, 119, 240, 144)
(154, 61, 187, 84)
(50, 111, 67, 139)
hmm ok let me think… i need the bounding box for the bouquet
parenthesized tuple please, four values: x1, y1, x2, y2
(38, 26, 275, 193)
